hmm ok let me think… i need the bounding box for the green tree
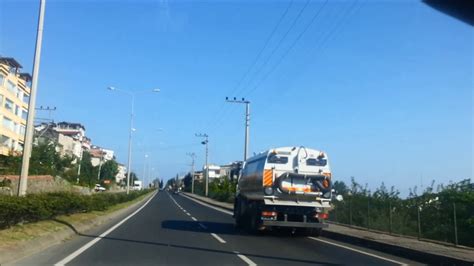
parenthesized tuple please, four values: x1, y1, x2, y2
(78, 151, 98, 187)
(100, 160, 119, 182)
(183, 173, 192, 192)
(29, 143, 73, 176)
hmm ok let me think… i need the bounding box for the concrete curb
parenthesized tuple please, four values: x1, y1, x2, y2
(0, 191, 157, 265)
(182, 192, 473, 265)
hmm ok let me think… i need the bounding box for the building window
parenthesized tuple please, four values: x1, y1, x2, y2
(21, 109, 28, 120)
(4, 98, 14, 112)
(2, 117, 14, 132)
(17, 90, 22, 101)
(20, 124, 26, 136)
(23, 94, 29, 104)
(6, 80, 17, 95)
(13, 122, 19, 134)
(0, 135, 11, 148)
(9, 67, 16, 75)
(0, 74, 4, 86)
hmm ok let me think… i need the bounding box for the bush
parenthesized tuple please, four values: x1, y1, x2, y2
(0, 189, 153, 229)
(208, 177, 236, 203)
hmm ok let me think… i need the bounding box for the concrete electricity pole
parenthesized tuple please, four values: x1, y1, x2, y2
(18, 0, 46, 196)
(195, 133, 209, 196)
(187, 152, 196, 194)
(142, 154, 148, 187)
(97, 150, 104, 181)
(225, 97, 250, 161)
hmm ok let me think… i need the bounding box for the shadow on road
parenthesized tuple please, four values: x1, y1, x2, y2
(53, 218, 335, 265)
(161, 220, 237, 235)
(160, 219, 307, 238)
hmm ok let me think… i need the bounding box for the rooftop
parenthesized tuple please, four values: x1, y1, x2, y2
(19, 73, 32, 82)
(56, 121, 86, 131)
(0, 57, 22, 69)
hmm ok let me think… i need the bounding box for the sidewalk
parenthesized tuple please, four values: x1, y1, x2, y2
(183, 192, 474, 265)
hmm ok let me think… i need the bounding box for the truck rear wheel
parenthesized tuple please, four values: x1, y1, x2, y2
(234, 197, 244, 229)
(246, 202, 264, 235)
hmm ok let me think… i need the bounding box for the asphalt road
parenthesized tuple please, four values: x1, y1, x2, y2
(14, 191, 419, 265)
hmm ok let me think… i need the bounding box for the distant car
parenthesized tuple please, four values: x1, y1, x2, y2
(94, 184, 106, 192)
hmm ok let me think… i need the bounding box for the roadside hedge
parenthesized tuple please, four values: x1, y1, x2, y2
(0, 189, 153, 229)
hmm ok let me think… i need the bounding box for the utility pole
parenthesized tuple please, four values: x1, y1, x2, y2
(142, 154, 148, 187)
(77, 149, 83, 184)
(97, 150, 104, 181)
(225, 97, 250, 161)
(187, 152, 196, 194)
(18, 0, 46, 196)
(195, 133, 209, 196)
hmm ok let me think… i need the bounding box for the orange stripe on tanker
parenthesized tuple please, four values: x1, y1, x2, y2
(263, 169, 273, 186)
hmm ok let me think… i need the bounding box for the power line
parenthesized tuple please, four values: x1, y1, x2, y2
(249, 0, 363, 120)
(242, 0, 329, 97)
(228, 0, 294, 97)
(233, 0, 311, 98)
(207, 1, 312, 133)
(208, 0, 330, 136)
(203, 1, 295, 132)
(264, 0, 363, 101)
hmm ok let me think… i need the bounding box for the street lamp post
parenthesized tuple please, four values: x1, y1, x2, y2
(225, 97, 250, 161)
(195, 133, 209, 196)
(108, 86, 160, 194)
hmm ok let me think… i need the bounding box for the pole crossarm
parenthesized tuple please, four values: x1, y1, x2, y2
(225, 97, 251, 161)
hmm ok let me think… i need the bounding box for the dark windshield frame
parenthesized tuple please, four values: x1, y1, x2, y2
(267, 154, 288, 164)
(306, 158, 327, 166)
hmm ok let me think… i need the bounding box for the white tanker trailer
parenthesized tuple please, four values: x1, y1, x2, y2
(233, 146, 333, 235)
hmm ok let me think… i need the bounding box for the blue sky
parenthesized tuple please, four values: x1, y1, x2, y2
(0, 0, 472, 195)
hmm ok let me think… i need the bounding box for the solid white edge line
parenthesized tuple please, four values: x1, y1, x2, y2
(308, 237, 408, 266)
(180, 193, 233, 215)
(54, 192, 157, 266)
(210, 233, 226, 244)
(234, 251, 257, 266)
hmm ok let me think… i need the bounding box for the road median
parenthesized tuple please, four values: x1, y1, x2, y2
(182, 192, 473, 265)
(0, 190, 157, 265)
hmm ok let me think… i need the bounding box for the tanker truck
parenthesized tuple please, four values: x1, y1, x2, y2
(233, 146, 333, 236)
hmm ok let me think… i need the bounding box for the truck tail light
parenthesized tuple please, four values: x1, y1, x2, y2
(322, 179, 330, 188)
(261, 211, 277, 217)
(315, 213, 329, 220)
